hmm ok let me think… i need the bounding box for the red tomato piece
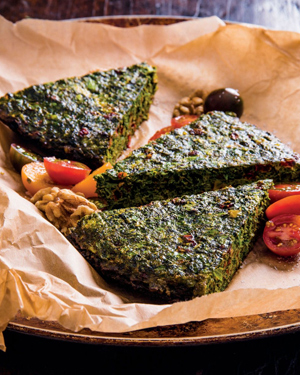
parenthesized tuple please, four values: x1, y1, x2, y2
(149, 115, 198, 141)
(43, 157, 91, 185)
(170, 115, 198, 128)
(263, 214, 300, 256)
(265, 195, 300, 220)
(268, 183, 300, 203)
(149, 126, 173, 141)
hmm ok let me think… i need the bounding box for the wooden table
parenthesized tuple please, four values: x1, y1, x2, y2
(1, 0, 300, 32)
(1, 1, 300, 374)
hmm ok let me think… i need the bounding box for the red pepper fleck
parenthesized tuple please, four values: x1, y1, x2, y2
(280, 159, 296, 168)
(79, 127, 89, 137)
(49, 94, 59, 101)
(177, 246, 192, 253)
(189, 128, 204, 135)
(117, 172, 128, 179)
(103, 112, 117, 120)
(219, 202, 234, 209)
(127, 135, 132, 148)
(255, 164, 272, 173)
(182, 234, 197, 246)
(230, 132, 239, 140)
(245, 170, 255, 179)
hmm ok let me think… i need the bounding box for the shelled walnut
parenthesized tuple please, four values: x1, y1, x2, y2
(31, 187, 98, 235)
(173, 89, 205, 117)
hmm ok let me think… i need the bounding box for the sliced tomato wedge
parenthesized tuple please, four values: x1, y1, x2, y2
(44, 157, 91, 185)
(21, 162, 69, 196)
(265, 195, 300, 220)
(171, 115, 198, 128)
(268, 183, 300, 203)
(149, 125, 173, 141)
(263, 214, 300, 256)
(149, 115, 198, 141)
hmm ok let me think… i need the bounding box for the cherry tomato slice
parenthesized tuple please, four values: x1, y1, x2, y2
(263, 214, 300, 256)
(44, 157, 91, 185)
(170, 115, 198, 128)
(268, 183, 300, 203)
(265, 195, 300, 220)
(149, 125, 173, 141)
(21, 162, 68, 196)
(149, 115, 198, 141)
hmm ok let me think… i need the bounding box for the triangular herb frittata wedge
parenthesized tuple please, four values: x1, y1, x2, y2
(95, 111, 300, 209)
(0, 63, 157, 169)
(68, 180, 272, 302)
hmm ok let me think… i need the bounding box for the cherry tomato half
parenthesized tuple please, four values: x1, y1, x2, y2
(149, 115, 198, 141)
(44, 157, 91, 185)
(21, 162, 67, 196)
(171, 115, 198, 128)
(268, 183, 300, 203)
(265, 195, 300, 220)
(149, 125, 173, 141)
(263, 214, 300, 256)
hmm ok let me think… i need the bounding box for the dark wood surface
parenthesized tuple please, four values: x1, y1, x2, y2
(1, 1, 300, 374)
(1, 0, 300, 32)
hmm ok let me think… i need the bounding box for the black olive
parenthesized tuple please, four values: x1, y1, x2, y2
(204, 88, 243, 117)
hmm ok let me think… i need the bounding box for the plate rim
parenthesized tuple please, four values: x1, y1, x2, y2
(8, 308, 300, 347)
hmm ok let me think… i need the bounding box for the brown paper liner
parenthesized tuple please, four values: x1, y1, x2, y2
(1, 15, 300, 350)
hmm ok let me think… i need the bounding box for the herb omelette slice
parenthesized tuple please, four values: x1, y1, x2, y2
(68, 180, 272, 302)
(95, 111, 300, 209)
(0, 63, 157, 169)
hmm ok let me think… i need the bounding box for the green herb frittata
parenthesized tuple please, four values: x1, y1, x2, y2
(0, 63, 157, 168)
(68, 180, 272, 302)
(95, 111, 300, 209)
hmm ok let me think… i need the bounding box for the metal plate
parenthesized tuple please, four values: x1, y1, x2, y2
(8, 310, 300, 347)
(7, 16, 300, 347)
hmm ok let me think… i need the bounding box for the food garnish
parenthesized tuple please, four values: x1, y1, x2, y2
(265, 195, 300, 220)
(149, 114, 198, 141)
(43, 157, 91, 185)
(21, 162, 70, 196)
(204, 88, 243, 117)
(268, 183, 300, 203)
(263, 214, 300, 257)
(72, 162, 113, 198)
(172, 89, 204, 117)
(9, 143, 42, 173)
(31, 187, 98, 235)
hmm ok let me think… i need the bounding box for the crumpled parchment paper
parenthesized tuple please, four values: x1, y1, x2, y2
(1, 15, 300, 352)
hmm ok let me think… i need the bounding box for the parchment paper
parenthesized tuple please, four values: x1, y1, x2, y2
(1, 15, 300, 351)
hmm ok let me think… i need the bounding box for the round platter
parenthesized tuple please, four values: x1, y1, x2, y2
(7, 309, 300, 347)
(6, 15, 300, 347)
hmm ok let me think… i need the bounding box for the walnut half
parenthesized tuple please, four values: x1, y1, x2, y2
(31, 187, 98, 235)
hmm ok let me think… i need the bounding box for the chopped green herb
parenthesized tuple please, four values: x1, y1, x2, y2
(68, 180, 273, 302)
(0, 63, 157, 169)
(95, 111, 300, 209)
